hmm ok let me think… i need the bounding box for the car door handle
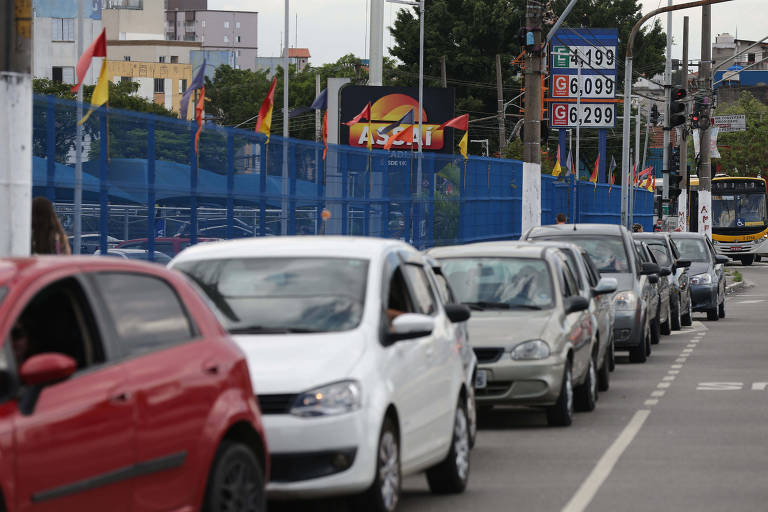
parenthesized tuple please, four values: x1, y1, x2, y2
(203, 363, 220, 375)
(110, 392, 131, 404)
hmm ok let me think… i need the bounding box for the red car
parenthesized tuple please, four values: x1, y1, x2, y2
(115, 237, 220, 258)
(0, 257, 268, 512)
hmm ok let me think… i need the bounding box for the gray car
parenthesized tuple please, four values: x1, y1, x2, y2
(523, 224, 660, 363)
(634, 232, 693, 328)
(634, 239, 668, 343)
(670, 232, 728, 321)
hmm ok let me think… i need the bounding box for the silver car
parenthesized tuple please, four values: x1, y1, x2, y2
(428, 242, 596, 427)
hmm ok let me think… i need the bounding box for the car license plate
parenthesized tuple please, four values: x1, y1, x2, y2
(730, 246, 742, 251)
(475, 370, 488, 389)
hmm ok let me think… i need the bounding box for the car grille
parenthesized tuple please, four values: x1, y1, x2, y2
(476, 381, 513, 397)
(473, 347, 504, 364)
(257, 394, 298, 415)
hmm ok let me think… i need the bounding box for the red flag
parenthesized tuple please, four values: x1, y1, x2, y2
(383, 125, 414, 151)
(194, 86, 205, 154)
(345, 102, 371, 126)
(438, 113, 469, 131)
(255, 77, 277, 140)
(72, 28, 107, 93)
(632, 163, 638, 186)
(322, 110, 328, 160)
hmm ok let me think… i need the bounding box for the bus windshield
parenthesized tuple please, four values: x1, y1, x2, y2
(713, 193, 766, 228)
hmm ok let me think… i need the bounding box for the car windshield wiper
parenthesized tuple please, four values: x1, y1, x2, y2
(463, 301, 511, 310)
(508, 304, 544, 310)
(229, 326, 323, 334)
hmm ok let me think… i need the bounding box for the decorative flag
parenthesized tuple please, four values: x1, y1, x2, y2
(179, 59, 206, 120)
(255, 77, 277, 141)
(458, 130, 468, 160)
(72, 28, 106, 93)
(289, 87, 328, 119)
(608, 156, 616, 188)
(632, 163, 638, 187)
(552, 146, 563, 176)
(590, 152, 600, 187)
(367, 117, 373, 151)
(383, 125, 414, 151)
(322, 110, 328, 160)
(77, 60, 109, 126)
(438, 113, 469, 131)
(565, 150, 573, 176)
(344, 102, 371, 126)
(194, 86, 205, 154)
(382, 108, 414, 135)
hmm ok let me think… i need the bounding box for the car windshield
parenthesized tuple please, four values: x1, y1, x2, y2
(439, 257, 554, 309)
(645, 241, 670, 266)
(174, 257, 369, 333)
(713, 192, 767, 228)
(672, 238, 710, 263)
(535, 236, 629, 273)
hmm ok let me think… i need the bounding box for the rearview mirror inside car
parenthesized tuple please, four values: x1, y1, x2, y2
(592, 277, 618, 296)
(444, 303, 471, 323)
(675, 259, 692, 268)
(715, 255, 729, 265)
(564, 295, 589, 314)
(641, 262, 661, 275)
(388, 313, 436, 343)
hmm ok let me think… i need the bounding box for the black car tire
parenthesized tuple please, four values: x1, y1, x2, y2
(546, 362, 574, 427)
(741, 255, 754, 266)
(719, 297, 726, 319)
(756, 255, 762, 263)
(426, 398, 470, 494)
(629, 325, 648, 363)
(359, 417, 401, 512)
(707, 308, 719, 321)
(608, 337, 616, 372)
(671, 298, 682, 331)
(203, 441, 266, 512)
(660, 300, 672, 335)
(651, 315, 661, 345)
(598, 344, 610, 392)
(681, 298, 692, 326)
(575, 355, 598, 412)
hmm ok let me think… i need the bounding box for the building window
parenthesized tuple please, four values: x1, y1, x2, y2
(224, 35, 229, 43)
(104, 0, 143, 9)
(159, 56, 166, 63)
(236, 21, 240, 29)
(748, 53, 756, 63)
(202, 20, 206, 28)
(154, 78, 165, 94)
(179, 79, 187, 93)
(51, 66, 74, 83)
(171, 55, 179, 63)
(237, 50, 241, 56)
(51, 18, 74, 41)
(124, 56, 131, 61)
(120, 76, 132, 84)
(224, 21, 230, 28)
(237, 35, 241, 43)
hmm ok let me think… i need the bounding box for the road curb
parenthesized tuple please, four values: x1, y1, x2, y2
(726, 280, 746, 294)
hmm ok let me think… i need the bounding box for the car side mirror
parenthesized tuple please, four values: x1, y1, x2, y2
(444, 303, 471, 323)
(676, 259, 692, 268)
(660, 267, 672, 277)
(388, 313, 435, 343)
(715, 255, 729, 265)
(641, 262, 660, 275)
(648, 274, 659, 284)
(19, 353, 76, 387)
(592, 277, 618, 297)
(564, 295, 589, 314)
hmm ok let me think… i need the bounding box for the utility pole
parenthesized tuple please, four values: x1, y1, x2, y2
(0, 0, 33, 256)
(315, 72, 321, 142)
(441, 55, 447, 87)
(74, 0, 84, 254)
(282, 0, 290, 235)
(698, 5, 712, 237)
(662, 0, 672, 219)
(678, 16, 690, 231)
(369, 0, 384, 86)
(496, 54, 505, 154)
(522, 0, 543, 233)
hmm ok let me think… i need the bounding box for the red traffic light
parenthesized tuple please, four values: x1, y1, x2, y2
(672, 88, 687, 100)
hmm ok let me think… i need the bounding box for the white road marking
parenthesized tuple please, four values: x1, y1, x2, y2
(697, 382, 743, 391)
(657, 382, 671, 389)
(668, 370, 680, 375)
(561, 410, 651, 512)
(752, 382, 768, 391)
(671, 364, 683, 369)
(651, 390, 666, 397)
(682, 348, 693, 353)
(676, 357, 688, 363)
(687, 343, 698, 348)
(644, 399, 658, 406)
(691, 321, 708, 331)
(736, 300, 765, 304)
(663, 376, 676, 381)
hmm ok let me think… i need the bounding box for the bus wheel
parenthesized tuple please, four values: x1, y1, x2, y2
(740, 255, 754, 266)
(756, 255, 762, 263)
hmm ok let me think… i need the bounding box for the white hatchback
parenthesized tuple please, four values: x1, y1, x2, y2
(170, 236, 472, 511)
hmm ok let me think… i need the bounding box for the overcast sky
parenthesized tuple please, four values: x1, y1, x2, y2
(210, 0, 766, 66)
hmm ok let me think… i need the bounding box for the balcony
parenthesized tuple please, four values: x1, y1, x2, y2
(105, 0, 142, 9)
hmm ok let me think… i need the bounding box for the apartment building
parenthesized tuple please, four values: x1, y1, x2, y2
(713, 33, 768, 72)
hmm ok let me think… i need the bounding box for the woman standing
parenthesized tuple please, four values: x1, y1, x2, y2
(31, 197, 71, 255)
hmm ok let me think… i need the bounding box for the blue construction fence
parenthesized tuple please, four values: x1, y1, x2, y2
(32, 94, 653, 257)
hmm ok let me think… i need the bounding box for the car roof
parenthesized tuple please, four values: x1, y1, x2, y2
(527, 223, 627, 237)
(669, 232, 707, 239)
(427, 241, 552, 259)
(0, 256, 169, 287)
(525, 239, 586, 255)
(633, 233, 668, 240)
(170, 236, 418, 264)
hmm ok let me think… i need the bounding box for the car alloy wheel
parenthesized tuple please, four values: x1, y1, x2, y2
(546, 362, 574, 426)
(203, 441, 265, 512)
(575, 356, 597, 412)
(426, 398, 470, 494)
(378, 430, 400, 511)
(681, 298, 693, 326)
(671, 298, 682, 331)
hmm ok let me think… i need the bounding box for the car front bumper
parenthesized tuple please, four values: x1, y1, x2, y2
(613, 307, 643, 350)
(264, 410, 376, 499)
(690, 283, 718, 312)
(474, 354, 567, 407)
(714, 238, 768, 256)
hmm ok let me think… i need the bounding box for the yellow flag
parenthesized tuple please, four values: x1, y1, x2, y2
(459, 130, 468, 160)
(552, 146, 562, 176)
(78, 60, 109, 126)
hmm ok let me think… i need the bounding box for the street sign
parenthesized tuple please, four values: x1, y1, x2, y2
(549, 28, 618, 129)
(712, 114, 746, 133)
(551, 103, 616, 128)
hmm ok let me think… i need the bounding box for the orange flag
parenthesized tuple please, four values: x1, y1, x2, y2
(72, 28, 106, 93)
(383, 125, 414, 151)
(345, 102, 371, 126)
(255, 77, 277, 141)
(590, 152, 600, 187)
(438, 113, 469, 131)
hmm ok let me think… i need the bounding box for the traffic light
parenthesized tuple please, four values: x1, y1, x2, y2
(650, 104, 660, 126)
(691, 96, 710, 130)
(669, 88, 687, 127)
(670, 146, 680, 170)
(668, 172, 683, 201)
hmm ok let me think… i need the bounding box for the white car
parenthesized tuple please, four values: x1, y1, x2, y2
(170, 236, 472, 510)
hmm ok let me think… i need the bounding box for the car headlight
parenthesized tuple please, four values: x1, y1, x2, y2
(613, 291, 638, 310)
(290, 380, 362, 417)
(690, 273, 712, 285)
(509, 339, 551, 360)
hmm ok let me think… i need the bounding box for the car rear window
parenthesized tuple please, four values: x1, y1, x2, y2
(534, 236, 629, 274)
(173, 257, 369, 334)
(672, 238, 710, 262)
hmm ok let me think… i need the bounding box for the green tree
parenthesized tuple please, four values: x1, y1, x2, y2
(712, 91, 768, 176)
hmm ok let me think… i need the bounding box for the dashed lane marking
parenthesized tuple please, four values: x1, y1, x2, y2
(651, 390, 666, 397)
(644, 399, 658, 406)
(735, 299, 765, 304)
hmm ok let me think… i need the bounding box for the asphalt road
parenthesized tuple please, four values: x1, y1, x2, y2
(273, 262, 767, 512)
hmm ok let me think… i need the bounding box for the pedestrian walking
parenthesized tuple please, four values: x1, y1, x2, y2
(31, 197, 71, 255)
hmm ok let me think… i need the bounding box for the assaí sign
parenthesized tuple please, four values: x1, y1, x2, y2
(340, 86, 455, 153)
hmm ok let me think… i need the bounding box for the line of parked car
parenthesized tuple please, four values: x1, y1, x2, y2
(1, 223, 728, 512)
